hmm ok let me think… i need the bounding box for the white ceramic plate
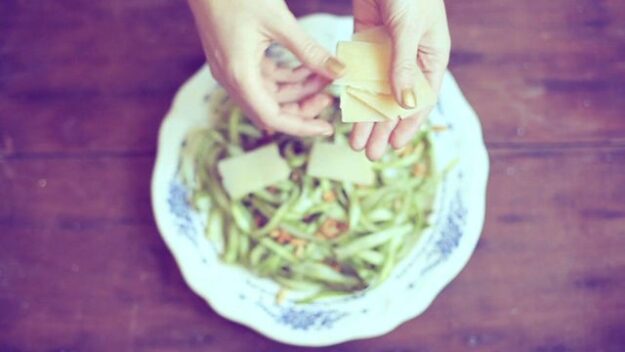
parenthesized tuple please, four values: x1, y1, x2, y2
(151, 14, 489, 347)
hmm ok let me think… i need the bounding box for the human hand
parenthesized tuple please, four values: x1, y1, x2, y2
(350, 0, 451, 160)
(188, 0, 345, 136)
(260, 58, 333, 125)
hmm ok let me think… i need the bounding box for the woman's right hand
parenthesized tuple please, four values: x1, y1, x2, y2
(188, 0, 346, 137)
(350, 0, 451, 160)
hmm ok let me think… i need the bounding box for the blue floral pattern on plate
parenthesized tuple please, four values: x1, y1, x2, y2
(153, 14, 488, 346)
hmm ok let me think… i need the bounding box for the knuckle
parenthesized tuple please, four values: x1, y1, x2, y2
(428, 51, 450, 72)
(224, 62, 250, 86)
(299, 39, 325, 63)
(395, 58, 418, 73)
(394, 58, 419, 79)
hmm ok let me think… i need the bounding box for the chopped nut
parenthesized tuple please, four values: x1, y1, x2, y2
(319, 219, 349, 239)
(395, 144, 414, 157)
(320, 219, 339, 238)
(294, 243, 306, 258)
(322, 191, 336, 203)
(291, 239, 306, 247)
(432, 124, 449, 132)
(276, 233, 293, 244)
(328, 262, 341, 272)
(276, 288, 287, 305)
(290, 170, 302, 182)
(412, 163, 428, 177)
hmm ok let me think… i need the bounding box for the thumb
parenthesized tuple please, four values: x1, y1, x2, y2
(389, 23, 423, 109)
(274, 22, 346, 80)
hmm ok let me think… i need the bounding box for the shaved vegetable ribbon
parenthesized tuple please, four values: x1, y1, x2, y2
(180, 92, 443, 303)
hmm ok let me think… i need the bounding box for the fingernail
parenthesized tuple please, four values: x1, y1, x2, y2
(401, 88, 417, 109)
(324, 57, 346, 77)
(322, 128, 334, 136)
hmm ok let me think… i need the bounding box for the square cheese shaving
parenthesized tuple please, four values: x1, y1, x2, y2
(217, 144, 291, 199)
(306, 142, 375, 185)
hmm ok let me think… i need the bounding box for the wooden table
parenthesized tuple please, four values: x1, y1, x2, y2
(1, 0, 624, 351)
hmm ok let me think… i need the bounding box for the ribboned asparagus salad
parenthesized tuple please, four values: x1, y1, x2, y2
(179, 91, 444, 303)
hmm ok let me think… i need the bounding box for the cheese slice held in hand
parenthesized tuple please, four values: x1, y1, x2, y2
(340, 89, 387, 123)
(336, 41, 391, 84)
(336, 26, 437, 123)
(217, 144, 290, 199)
(307, 142, 375, 185)
(347, 76, 437, 120)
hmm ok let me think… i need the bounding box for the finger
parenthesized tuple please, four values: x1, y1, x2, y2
(419, 32, 451, 97)
(389, 111, 428, 149)
(277, 65, 314, 83)
(353, 0, 382, 32)
(220, 79, 270, 131)
(260, 57, 278, 78)
(274, 75, 330, 103)
(262, 58, 314, 83)
(418, 1, 452, 96)
(281, 102, 299, 115)
(299, 93, 333, 118)
(261, 76, 279, 94)
(207, 55, 271, 132)
(349, 122, 375, 151)
(235, 69, 333, 137)
(273, 21, 346, 79)
(281, 93, 332, 119)
(389, 22, 424, 109)
(365, 119, 399, 161)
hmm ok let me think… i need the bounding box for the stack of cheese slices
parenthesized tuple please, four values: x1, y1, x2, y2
(335, 26, 437, 123)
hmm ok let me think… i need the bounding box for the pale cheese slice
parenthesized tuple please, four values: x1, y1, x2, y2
(340, 89, 387, 123)
(335, 41, 391, 84)
(307, 142, 375, 185)
(347, 73, 437, 120)
(336, 26, 438, 123)
(217, 144, 290, 199)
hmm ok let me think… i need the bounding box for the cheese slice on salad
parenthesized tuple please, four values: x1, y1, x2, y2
(217, 144, 290, 199)
(335, 26, 437, 123)
(307, 142, 375, 185)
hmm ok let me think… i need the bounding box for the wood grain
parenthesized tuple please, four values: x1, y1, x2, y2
(2, 0, 625, 155)
(1, 0, 625, 351)
(1, 150, 624, 351)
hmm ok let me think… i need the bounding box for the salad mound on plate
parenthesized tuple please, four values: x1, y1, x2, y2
(179, 92, 441, 303)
